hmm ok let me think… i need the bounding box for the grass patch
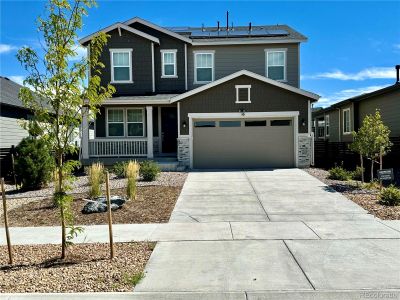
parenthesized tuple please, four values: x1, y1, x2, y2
(123, 272, 145, 286)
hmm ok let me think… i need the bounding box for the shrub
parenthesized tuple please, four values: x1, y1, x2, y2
(328, 165, 351, 181)
(362, 180, 381, 190)
(139, 160, 160, 182)
(379, 185, 400, 206)
(88, 162, 104, 198)
(15, 137, 54, 190)
(351, 166, 364, 181)
(112, 161, 127, 178)
(125, 160, 139, 200)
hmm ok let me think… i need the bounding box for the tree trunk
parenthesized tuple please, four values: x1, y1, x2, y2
(57, 152, 66, 259)
(360, 153, 364, 183)
(370, 159, 374, 182)
(380, 151, 383, 170)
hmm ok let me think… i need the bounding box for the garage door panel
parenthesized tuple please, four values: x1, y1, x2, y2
(193, 120, 294, 169)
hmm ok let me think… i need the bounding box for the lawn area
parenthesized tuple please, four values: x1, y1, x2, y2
(0, 242, 154, 292)
(305, 168, 400, 220)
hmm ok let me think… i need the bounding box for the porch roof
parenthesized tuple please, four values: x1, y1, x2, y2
(103, 94, 179, 105)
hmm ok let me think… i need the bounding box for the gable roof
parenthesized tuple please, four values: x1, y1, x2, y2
(0, 76, 25, 109)
(123, 17, 192, 44)
(79, 22, 160, 45)
(170, 70, 320, 103)
(313, 83, 400, 116)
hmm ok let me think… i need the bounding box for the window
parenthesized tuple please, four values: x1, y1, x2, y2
(107, 109, 124, 137)
(271, 120, 292, 126)
(325, 115, 330, 136)
(161, 50, 177, 78)
(245, 120, 267, 127)
(194, 121, 216, 127)
(343, 108, 351, 134)
(220, 121, 241, 127)
(265, 49, 286, 81)
(127, 109, 144, 137)
(110, 49, 132, 83)
(317, 119, 325, 138)
(194, 52, 214, 83)
(235, 85, 251, 103)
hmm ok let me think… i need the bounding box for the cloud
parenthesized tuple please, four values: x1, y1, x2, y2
(8, 76, 25, 85)
(302, 67, 396, 81)
(315, 85, 389, 108)
(69, 45, 87, 61)
(394, 44, 400, 49)
(0, 43, 18, 54)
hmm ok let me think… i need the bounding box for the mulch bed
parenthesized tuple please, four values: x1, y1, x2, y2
(2, 186, 181, 227)
(305, 168, 400, 220)
(0, 242, 154, 293)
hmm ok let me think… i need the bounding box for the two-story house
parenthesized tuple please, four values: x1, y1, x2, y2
(313, 65, 400, 142)
(79, 17, 319, 169)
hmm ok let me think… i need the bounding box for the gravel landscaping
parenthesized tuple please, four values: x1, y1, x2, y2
(0, 242, 154, 293)
(0, 172, 187, 220)
(2, 186, 182, 227)
(305, 168, 400, 220)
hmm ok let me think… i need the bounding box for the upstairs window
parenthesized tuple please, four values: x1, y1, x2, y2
(194, 52, 214, 83)
(161, 50, 177, 78)
(325, 114, 330, 136)
(343, 108, 351, 134)
(265, 49, 286, 81)
(235, 85, 251, 103)
(107, 109, 124, 137)
(110, 49, 132, 83)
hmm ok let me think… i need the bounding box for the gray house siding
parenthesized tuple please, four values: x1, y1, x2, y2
(179, 75, 309, 135)
(0, 105, 30, 148)
(327, 110, 340, 142)
(98, 29, 153, 96)
(129, 23, 187, 93)
(358, 89, 400, 137)
(187, 43, 300, 90)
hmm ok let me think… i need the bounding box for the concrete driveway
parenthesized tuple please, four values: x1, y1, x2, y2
(135, 169, 400, 298)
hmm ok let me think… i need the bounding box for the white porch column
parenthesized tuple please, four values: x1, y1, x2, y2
(146, 106, 153, 158)
(81, 104, 89, 159)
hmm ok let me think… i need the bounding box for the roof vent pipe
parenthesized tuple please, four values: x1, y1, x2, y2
(217, 21, 220, 31)
(226, 11, 229, 31)
(396, 65, 400, 83)
(201, 23, 205, 32)
(249, 22, 252, 32)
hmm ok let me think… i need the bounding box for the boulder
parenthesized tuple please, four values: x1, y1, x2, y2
(81, 196, 126, 214)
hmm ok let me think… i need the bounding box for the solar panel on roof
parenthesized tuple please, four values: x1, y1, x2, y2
(189, 29, 289, 38)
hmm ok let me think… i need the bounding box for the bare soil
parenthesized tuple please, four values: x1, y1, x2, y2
(0, 242, 154, 293)
(305, 168, 400, 220)
(2, 186, 181, 227)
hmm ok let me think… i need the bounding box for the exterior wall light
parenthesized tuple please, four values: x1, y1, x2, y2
(182, 121, 187, 128)
(301, 118, 306, 126)
(239, 108, 246, 116)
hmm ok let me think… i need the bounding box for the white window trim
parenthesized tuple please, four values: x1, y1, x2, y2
(193, 50, 215, 84)
(235, 85, 251, 103)
(106, 107, 146, 138)
(126, 108, 146, 137)
(110, 48, 133, 84)
(325, 114, 330, 137)
(106, 108, 125, 137)
(265, 48, 287, 82)
(342, 108, 351, 134)
(161, 49, 178, 78)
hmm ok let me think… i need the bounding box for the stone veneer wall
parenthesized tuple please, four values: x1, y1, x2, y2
(298, 134, 312, 168)
(177, 136, 190, 167)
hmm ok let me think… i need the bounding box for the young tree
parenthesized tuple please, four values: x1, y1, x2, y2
(349, 132, 366, 183)
(350, 110, 392, 182)
(17, 0, 115, 258)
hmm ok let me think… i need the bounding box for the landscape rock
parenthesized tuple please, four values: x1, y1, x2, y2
(81, 196, 125, 214)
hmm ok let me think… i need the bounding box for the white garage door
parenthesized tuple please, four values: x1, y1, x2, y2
(193, 118, 295, 169)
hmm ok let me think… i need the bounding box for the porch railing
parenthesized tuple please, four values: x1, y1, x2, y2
(89, 138, 148, 157)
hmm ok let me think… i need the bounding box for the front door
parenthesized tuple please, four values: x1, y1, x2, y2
(161, 107, 178, 153)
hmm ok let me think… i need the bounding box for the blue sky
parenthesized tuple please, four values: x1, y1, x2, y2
(1, 0, 399, 107)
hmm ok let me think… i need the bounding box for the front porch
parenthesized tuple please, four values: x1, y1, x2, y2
(81, 104, 180, 169)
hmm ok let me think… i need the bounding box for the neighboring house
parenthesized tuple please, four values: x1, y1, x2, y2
(79, 17, 320, 169)
(312, 65, 400, 142)
(0, 77, 32, 175)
